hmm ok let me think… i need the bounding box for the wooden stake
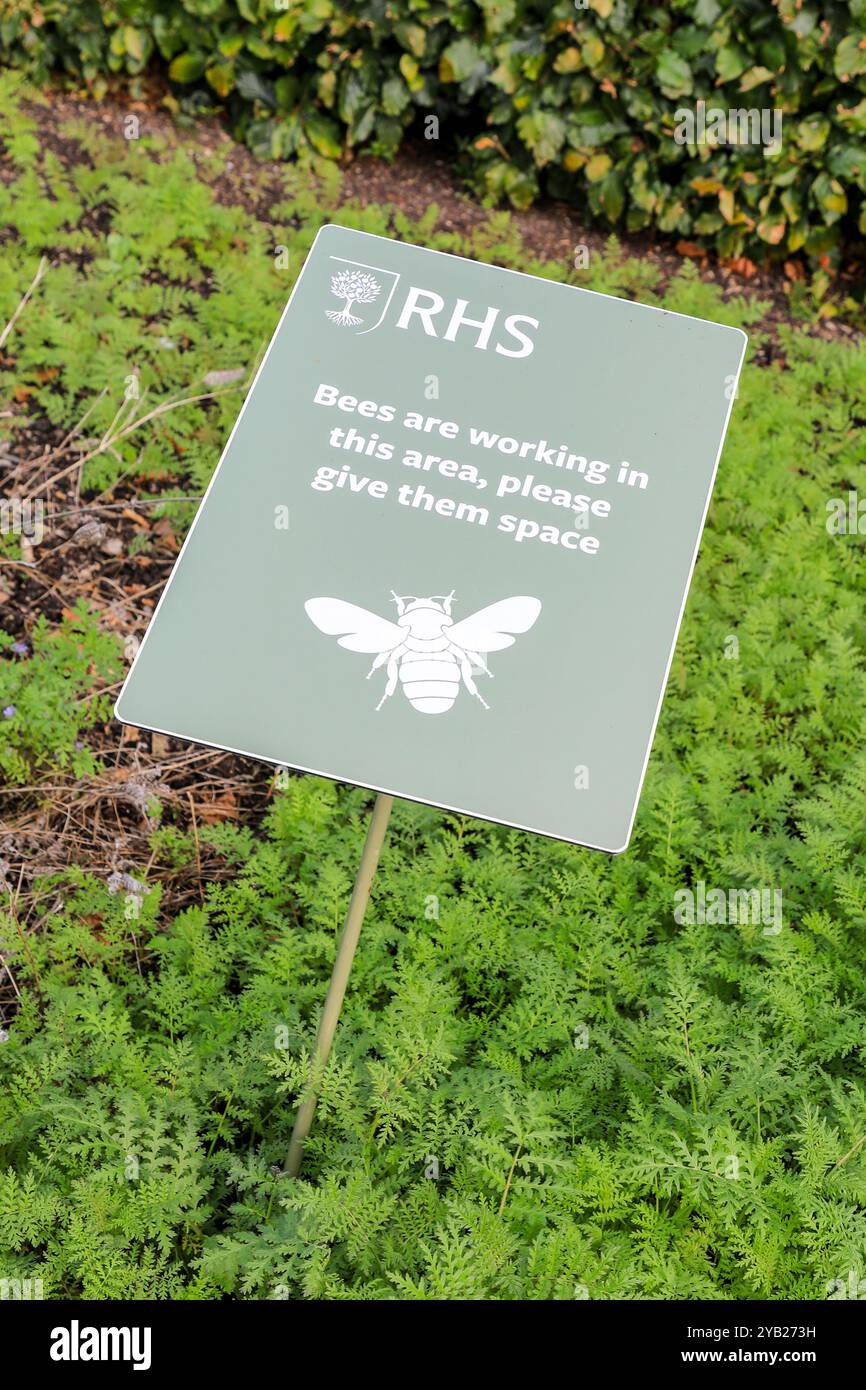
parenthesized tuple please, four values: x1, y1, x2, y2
(286, 792, 393, 1177)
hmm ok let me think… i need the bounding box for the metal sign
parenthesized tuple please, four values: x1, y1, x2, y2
(116, 225, 747, 851)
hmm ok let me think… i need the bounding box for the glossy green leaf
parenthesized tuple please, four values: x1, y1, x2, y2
(303, 111, 342, 159)
(657, 50, 693, 97)
(168, 52, 206, 84)
(439, 38, 482, 84)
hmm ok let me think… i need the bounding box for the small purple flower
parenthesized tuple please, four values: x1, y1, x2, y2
(11, 642, 28, 656)
(2, 706, 15, 718)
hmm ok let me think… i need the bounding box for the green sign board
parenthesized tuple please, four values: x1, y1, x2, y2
(116, 225, 746, 852)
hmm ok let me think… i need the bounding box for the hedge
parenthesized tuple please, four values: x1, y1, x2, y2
(1, 0, 865, 262)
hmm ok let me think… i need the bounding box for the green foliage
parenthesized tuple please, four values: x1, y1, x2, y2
(3, 751, 866, 1299)
(1, 2, 866, 261)
(0, 76, 340, 496)
(0, 603, 122, 783)
(1, 75, 866, 1301)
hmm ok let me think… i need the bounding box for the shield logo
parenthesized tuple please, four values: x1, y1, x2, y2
(323, 257, 401, 335)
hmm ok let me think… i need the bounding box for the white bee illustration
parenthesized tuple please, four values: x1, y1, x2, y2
(304, 591, 541, 714)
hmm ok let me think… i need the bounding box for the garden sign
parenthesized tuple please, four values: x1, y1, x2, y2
(116, 225, 747, 854)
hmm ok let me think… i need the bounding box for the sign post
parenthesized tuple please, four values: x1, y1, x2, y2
(116, 225, 747, 1171)
(285, 792, 392, 1176)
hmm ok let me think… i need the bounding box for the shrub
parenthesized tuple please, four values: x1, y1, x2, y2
(0, 1, 864, 263)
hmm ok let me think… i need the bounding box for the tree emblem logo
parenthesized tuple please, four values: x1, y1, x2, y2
(322, 258, 401, 334)
(326, 268, 382, 327)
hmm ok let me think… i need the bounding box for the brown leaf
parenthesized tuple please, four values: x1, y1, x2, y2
(196, 790, 238, 823)
(724, 256, 758, 279)
(153, 517, 179, 552)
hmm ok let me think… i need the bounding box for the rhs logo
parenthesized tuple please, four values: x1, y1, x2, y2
(324, 257, 401, 334)
(322, 253, 539, 355)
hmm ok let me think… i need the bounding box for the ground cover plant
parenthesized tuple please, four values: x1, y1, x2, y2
(1, 0, 866, 264)
(1, 74, 866, 1300)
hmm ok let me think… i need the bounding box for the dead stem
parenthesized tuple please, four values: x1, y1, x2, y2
(0, 256, 48, 351)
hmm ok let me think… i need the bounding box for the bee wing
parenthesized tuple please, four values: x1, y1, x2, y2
(447, 596, 541, 653)
(304, 598, 404, 653)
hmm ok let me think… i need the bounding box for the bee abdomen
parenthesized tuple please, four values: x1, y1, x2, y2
(399, 653, 459, 714)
